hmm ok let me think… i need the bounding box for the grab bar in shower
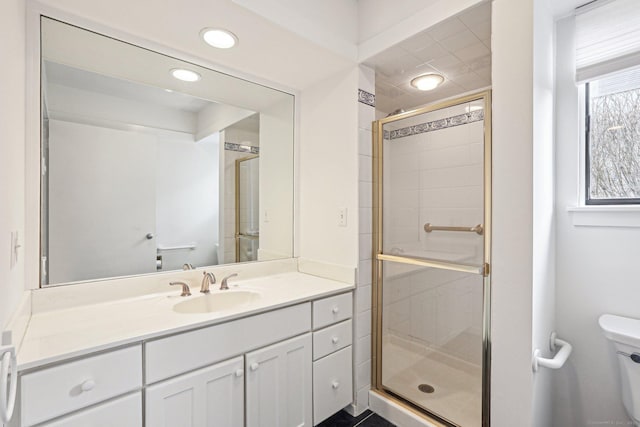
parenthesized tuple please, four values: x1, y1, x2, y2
(532, 332, 573, 372)
(423, 223, 484, 236)
(157, 243, 197, 251)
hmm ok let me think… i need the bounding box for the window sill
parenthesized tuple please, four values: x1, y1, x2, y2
(567, 206, 640, 227)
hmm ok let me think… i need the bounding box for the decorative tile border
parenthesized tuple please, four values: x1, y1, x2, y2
(224, 142, 259, 154)
(358, 89, 375, 107)
(387, 110, 484, 140)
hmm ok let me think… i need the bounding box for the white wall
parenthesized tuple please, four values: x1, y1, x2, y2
(553, 15, 636, 426)
(491, 0, 535, 424)
(531, 0, 556, 425)
(298, 67, 359, 269)
(155, 134, 219, 271)
(0, 0, 26, 331)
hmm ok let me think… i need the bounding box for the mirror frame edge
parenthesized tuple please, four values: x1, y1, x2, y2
(25, 2, 301, 289)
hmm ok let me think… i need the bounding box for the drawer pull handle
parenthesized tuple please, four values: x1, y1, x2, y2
(332, 307, 339, 314)
(331, 337, 339, 344)
(235, 369, 244, 378)
(331, 381, 340, 390)
(80, 380, 95, 392)
(250, 363, 259, 371)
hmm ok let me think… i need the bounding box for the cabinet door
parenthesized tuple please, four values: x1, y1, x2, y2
(146, 356, 244, 427)
(246, 333, 312, 427)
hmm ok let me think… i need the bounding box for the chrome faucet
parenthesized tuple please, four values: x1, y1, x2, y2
(169, 281, 191, 296)
(200, 271, 216, 294)
(220, 273, 238, 290)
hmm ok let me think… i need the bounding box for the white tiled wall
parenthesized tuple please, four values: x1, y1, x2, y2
(353, 65, 375, 416)
(381, 103, 485, 366)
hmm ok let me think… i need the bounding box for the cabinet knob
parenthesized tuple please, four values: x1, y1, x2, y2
(235, 369, 244, 377)
(331, 381, 340, 390)
(332, 307, 339, 314)
(331, 337, 339, 344)
(250, 363, 259, 371)
(80, 379, 95, 392)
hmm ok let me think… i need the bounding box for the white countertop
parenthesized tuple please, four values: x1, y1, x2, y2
(17, 271, 353, 370)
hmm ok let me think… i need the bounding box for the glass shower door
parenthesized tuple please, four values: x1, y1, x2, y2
(373, 93, 491, 427)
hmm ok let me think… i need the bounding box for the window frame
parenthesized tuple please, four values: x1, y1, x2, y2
(584, 81, 640, 206)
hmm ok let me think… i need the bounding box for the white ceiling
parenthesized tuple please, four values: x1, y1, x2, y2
(365, 2, 491, 114)
(44, 61, 213, 114)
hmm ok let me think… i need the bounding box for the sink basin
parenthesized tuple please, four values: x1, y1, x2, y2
(173, 291, 261, 314)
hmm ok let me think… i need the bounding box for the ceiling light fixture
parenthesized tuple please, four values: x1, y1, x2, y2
(170, 68, 201, 82)
(410, 73, 445, 91)
(201, 28, 238, 49)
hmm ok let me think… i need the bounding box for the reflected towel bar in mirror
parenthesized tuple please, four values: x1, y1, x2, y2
(157, 244, 197, 251)
(423, 223, 484, 236)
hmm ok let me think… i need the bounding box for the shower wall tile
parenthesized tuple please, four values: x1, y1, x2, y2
(357, 310, 372, 338)
(359, 234, 373, 261)
(359, 208, 372, 235)
(355, 335, 372, 365)
(359, 155, 373, 182)
(358, 260, 372, 285)
(359, 101, 376, 131)
(357, 359, 372, 391)
(354, 64, 375, 416)
(359, 181, 373, 208)
(356, 285, 372, 313)
(359, 67, 375, 95)
(359, 129, 373, 157)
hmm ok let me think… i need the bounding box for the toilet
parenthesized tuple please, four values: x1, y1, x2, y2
(599, 314, 640, 426)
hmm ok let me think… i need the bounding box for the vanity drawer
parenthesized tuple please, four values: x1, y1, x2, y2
(313, 319, 352, 361)
(39, 392, 142, 427)
(21, 345, 142, 427)
(146, 302, 311, 383)
(312, 293, 352, 329)
(313, 346, 353, 425)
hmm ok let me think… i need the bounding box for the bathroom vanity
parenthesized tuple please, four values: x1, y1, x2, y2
(12, 265, 354, 427)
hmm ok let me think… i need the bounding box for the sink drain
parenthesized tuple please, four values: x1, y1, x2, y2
(418, 384, 435, 394)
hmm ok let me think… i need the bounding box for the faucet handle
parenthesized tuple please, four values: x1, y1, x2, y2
(182, 263, 194, 270)
(220, 273, 238, 290)
(170, 281, 191, 297)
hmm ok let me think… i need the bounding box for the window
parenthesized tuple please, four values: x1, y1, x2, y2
(585, 67, 640, 205)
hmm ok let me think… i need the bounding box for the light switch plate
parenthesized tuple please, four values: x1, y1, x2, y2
(338, 208, 347, 227)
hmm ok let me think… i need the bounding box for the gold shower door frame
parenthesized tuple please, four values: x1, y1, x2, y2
(371, 91, 492, 427)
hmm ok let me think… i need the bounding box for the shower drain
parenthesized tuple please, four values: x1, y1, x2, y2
(418, 384, 435, 394)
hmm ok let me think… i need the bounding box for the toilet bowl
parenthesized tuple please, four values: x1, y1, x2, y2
(599, 314, 640, 426)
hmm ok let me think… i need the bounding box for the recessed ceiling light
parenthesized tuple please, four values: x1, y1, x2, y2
(170, 68, 201, 82)
(410, 73, 445, 91)
(201, 28, 238, 49)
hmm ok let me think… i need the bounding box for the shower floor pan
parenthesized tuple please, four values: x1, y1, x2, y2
(382, 337, 482, 427)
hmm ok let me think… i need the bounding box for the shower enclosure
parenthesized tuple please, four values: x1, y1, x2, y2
(372, 92, 491, 427)
(235, 155, 260, 262)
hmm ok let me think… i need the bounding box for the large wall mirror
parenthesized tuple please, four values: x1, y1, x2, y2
(40, 17, 295, 286)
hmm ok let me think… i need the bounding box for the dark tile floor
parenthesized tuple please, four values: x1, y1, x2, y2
(317, 410, 396, 427)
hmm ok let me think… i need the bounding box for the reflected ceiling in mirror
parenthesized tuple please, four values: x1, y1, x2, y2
(40, 17, 295, 286)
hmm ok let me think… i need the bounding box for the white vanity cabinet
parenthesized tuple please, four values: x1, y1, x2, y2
(145, 356, 244, 427)
(16, 291, 354, 427)
(311, 293, 354, 425)
(19, 345, 142, 427)
(246, 333, 313, 427)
